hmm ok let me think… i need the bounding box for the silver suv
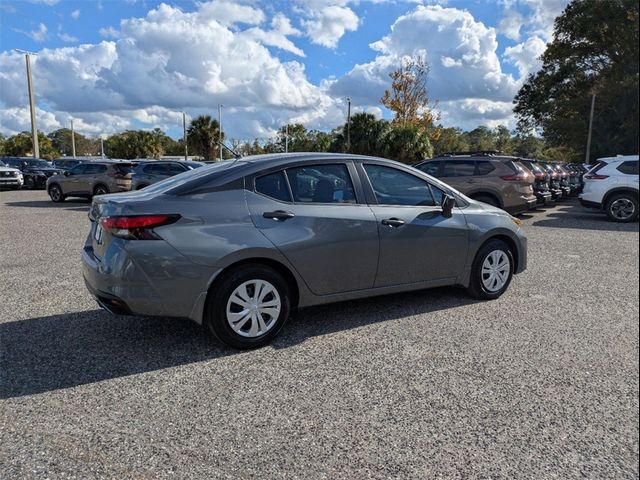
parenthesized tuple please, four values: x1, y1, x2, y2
(47, 161, 136, 202)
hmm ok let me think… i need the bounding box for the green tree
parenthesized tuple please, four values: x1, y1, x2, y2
(187, 115, 223, 161)
(383, 124, 433, 164)
(334, 113, 389, 156)
(431, 127, 469, 156)
(3, 131, 59, 159)
(514, 0, 639, 162)
(104, 130, 164, 159)
(48, 128, 100, 157)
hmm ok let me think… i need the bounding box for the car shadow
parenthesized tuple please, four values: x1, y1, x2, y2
(531, 199, 639, 232)
(1, 287, 478, 399)
(4, 198, 90, 211)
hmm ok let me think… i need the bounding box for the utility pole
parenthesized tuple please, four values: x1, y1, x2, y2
(183, 112, 188, 161)
(15, 49, 39, 158)
(585, 93, 596, 164)
(285, 124, 289, 153)
(100, 137, 105, 158)
(70, 119, 76, 157)
(346, 97, 351, 151)
(218, 104, 224, 161)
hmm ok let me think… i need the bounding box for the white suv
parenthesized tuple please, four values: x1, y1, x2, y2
(579, 155, 639, 222)
(0, 159, 24, 190)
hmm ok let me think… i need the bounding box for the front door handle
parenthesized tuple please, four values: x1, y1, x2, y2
(381, 218, 405, 228)
(263, 210, 295, 221)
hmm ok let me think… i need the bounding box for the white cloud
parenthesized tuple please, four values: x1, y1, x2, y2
(0, 2, 333, 139)
(14, 23, 49, 42)
(99, 27, 119, 38)
(503, 36, 547, 80)
(198, 1, 265, 26)
(58, 33, 79, 43)
(301, 5, 359, 48)
(71, 9, 81, 20)
(499, 9, 523, 41)
(26, 0, 59, 5)
(331, 5, 520, 128)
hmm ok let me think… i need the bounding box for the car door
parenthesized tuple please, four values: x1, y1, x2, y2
(245, 162, 379, 296)
(440, 160, 478, 193)
(616, 160, 639, 188)
(359, 163, 469, 287)
(61, 164, 87, 194)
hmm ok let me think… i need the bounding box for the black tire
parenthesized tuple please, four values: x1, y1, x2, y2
(473, 194, 500, 208)
(48, 183, 65, 202)
(93, 184, 109, 196)
(24, 176, 35, 190)
(467, 239, 515, 300)
(205, 264, 291, 349)
(605, 193, 639, 223)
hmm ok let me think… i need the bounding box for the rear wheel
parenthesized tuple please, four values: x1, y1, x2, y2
(473, 194, 499, 208)
(48, 184, 65, 202)
(93, 184, 109, 196)
(605, 193, 638, 223)
(24, 176, 35, 190)
(467, 239, 514, 300)
(206, 265, 291, 349)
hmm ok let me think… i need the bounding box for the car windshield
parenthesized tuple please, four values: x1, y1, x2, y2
(0, 160, 6, 167)
(186, 162, 204, 169)
(23, 159, 51, 168)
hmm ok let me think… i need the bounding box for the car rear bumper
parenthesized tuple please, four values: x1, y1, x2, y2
(505, 196, 537, 214)
(82, 239, 214, 323)
(535, 191, 553, 204)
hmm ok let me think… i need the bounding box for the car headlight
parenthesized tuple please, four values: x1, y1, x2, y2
(511, 216, 523, 227)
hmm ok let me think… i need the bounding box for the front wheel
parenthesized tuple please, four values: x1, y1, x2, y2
(93, 184, 109, 196)
(48, 184, 65, 202)
(206, 265, 291, 349)
(473, 194, 499, 208)
(605, 194, 638, 223)
(467, 239, 514, 300)
(24, 176, 35, 190)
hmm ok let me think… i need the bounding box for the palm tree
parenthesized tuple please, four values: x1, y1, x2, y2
(187, 115, 223, 161)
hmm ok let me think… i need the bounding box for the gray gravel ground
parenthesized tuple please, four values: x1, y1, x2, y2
(1, 189, 638, 479)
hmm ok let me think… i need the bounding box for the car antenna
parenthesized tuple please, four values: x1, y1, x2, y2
(217, 141, 241, 160)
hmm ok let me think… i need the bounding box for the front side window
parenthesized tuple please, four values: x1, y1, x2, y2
(364, 164, 435, 206)
(617, 161, 639, 175)
(68, 164, 86, 175)
(168, 163, 187, 175)
(286, 164, 356, 204)
(255, 171, 291, 203)
(442, 160, 476, 177)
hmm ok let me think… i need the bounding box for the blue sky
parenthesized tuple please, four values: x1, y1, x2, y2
(0, 0, 568, 140)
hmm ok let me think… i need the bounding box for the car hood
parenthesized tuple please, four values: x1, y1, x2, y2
(23, 167, 62, 174)
(0, 166, 21, 173)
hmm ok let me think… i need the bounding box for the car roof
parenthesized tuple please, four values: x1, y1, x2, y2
(596, 155, 639, 163)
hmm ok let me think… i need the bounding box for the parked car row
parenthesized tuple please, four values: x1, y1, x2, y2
(413, 151, 591, 215)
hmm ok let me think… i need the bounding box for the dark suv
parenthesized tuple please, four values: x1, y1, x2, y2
(2, 157, 62, 189)
(414, 152, 536, 214)
(520, 159, 553, 205)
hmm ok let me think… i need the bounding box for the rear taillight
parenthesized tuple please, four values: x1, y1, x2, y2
(534, 172, 546, 180)
(100, 214, 180, 240)
(107, 172, 124, 178)
(584, 174, 609, 180)
(501, 172, 528, 182)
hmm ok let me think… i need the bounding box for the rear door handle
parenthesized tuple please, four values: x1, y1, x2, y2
(263, 210, 295, 221)
(381, 218, 405, 228)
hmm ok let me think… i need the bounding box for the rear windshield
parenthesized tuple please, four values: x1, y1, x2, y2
(143, 160, 248, 194)
(114, 164, 135, 174)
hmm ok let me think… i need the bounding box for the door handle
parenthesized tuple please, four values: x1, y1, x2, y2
(381, 218, 405, 228)
(466, 179, 476, 184)
(263, 210, 295, 221)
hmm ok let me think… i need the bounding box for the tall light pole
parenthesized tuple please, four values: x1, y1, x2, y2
(70, 119, 76, 157)
(100, 137, 105, 158)
(218, 104, 224, 161)
(346, 97, 351, 151)
(15, 49, 39, 158)
(183, 112, 188, 161)
(285, 124, 289, 153)
(585, 93, 596, 164)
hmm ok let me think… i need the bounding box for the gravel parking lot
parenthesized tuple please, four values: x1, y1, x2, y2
(1, 189, 638, 479)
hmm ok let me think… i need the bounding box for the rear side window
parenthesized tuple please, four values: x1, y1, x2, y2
(286, 164, 356, 204)
(84, 164, 107, 174)
(590, 161, 608, 174)
(442, 160, 476, 177)
(364, 164, 436, 206)
(617, 161, 639, 175)
(255, 171, 291, 203)
(416, 161, 441, 177)
(476, 161, 495, 175)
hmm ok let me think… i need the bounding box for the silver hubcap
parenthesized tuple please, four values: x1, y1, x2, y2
(611, 198, 635, 220)
(481, 250, 510, 292)
(51, 187, 60, 200)
(226, 279, 281, 338)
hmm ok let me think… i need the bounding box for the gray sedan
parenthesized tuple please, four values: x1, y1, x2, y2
(82, 153, 527, 348)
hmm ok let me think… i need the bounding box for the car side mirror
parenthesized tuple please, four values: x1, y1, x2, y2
(441, 194, 455, 218)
